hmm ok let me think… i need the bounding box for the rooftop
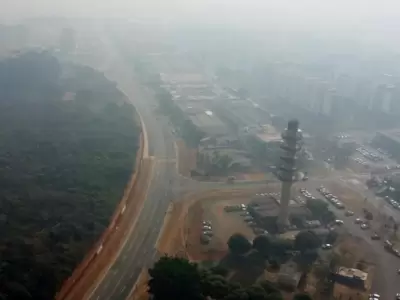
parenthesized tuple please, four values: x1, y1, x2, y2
(377, 129, 400, 144)
(160, 72, 207, 84)
(190, 111, 228, 136)
(250, 196, 310, 218)
(336, 267, 368, 281)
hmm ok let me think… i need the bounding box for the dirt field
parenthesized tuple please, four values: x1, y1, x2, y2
(332, 235, 374, 300)
(156, 186, 281, 260)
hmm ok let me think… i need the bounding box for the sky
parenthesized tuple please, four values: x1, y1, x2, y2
(1, 0, 400, 33)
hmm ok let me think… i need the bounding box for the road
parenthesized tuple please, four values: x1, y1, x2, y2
(85, 31, 205, 300)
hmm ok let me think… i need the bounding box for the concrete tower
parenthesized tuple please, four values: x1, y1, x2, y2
(277, 119, 303, 231)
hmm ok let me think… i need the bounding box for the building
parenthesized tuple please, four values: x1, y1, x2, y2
(277, 120, 303, 230)
(277, 261, 302, 290)
(189, 110, 228, 137)
(248, 195, 311, 232)
(373, 130, 400, 158)
(333, 267, 368, 289)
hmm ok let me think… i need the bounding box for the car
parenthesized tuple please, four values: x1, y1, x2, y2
(369, 293, 380, 299)
(253, 228, 268, 235)
(345, 210, 354, 216)
(371, 233, 380, 240)
(334, 220, 344, 225)
(244, 216, 254, 222)
(240, 211, 250, 216)
(395, 249, 400, 257)
(355, 218, 363, 224)
(396, 293, 400, 300)
(335, 202, 345, 209)
(321, 244, 332, 250)
(203, 220, 212, 226)
(203, 225, 212, 230)
(361, 223, 369, 230)
(202, 230, 213, 237)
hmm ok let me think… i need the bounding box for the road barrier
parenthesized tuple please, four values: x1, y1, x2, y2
(56, 121, 145, 300)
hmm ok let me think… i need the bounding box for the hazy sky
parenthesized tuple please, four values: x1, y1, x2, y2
(2, 0, 400, 33)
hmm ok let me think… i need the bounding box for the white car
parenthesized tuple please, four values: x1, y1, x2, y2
(321, 244, 332, 250)
(361, 223, 370, 230)
(355, 218, 363, 224)
(334, 220, 344, 225)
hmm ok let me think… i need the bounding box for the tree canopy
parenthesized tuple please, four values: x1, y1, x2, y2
(252, 234, 271, 257)
(148, 256, 203, 300)
(0, 52, 139, 299)
(292, 293, 313, 300)
(227, 233, 252, 255)
(294, 231, 321, 254)
(148, 256, 288, 300)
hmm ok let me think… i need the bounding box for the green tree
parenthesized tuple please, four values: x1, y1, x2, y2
(223, 289, 249, 300)
(148, 256, 202, 300)
(292, 292, 313, 300)
(200, 272, 233, 300)
(306, 199, 328, 216)
(268, 292, 284, 300)
(294, 231, 321, 254)
(210, 265, 229, 277)
(259, 280, 279, 295)
(227, 233, 252, 255)
(246, 285, 269, 300)
(252, 235, 271, 257)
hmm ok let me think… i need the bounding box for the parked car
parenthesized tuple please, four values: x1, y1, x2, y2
(361, 223, 369, 230)
(334, 220, 344, 225)
(345, 210, 354, 216)
(355, 218, 363, 224)
(371, 233, 380, 240)
(335, 202, 345, 209)
(244, 216, 254, 222)
(200, 235, 211, 245)
(321, 244, 332, 250)
(202, 230, 213, 237)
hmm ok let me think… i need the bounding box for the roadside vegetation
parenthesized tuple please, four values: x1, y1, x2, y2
(0, 51, 139, 299)
(148, 254, 314, 300)
(155, 88, 204, 147)
(148, 232, 323, 300)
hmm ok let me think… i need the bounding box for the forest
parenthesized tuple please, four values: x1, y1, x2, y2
(0, 51, 140, 299)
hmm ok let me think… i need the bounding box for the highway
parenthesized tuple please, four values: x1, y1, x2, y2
(86, 31, 202, 300)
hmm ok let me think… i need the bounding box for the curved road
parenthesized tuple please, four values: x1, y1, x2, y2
(86, 32, 204, 300)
